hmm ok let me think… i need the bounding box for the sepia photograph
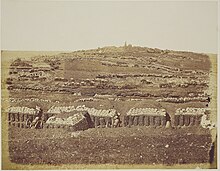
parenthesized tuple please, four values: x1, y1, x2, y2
(1, 0, 218, 170)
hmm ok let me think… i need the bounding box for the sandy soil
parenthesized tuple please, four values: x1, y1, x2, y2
(8, 126, 212, 166)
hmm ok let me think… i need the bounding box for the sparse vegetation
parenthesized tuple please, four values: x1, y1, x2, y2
(2, 45, 216, 167)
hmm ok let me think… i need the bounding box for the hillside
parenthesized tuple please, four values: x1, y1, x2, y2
(1, 45, 217, 168)
(2, 45, 212, 117)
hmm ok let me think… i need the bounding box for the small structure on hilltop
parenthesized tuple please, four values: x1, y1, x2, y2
(124, 41, 132, 49)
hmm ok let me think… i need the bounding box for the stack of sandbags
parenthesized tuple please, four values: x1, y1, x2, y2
(7, 106, 38, 128)
(87, 108, 116, 117)
(125, 108, 166, 127)
(87, 108, 116, 128)
(47, 105, 76, 114)
(174, 108, 210, 127)
(156, 97, 207, 103)
(47, 105, 117, 128)
(8, 106, 36, 114)
(45, 112, 89, 131)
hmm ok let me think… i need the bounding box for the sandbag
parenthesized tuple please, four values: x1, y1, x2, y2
(184, 115, 190, 126)
(144, 116, 150, 126)
(149, 116, 155, 126)
(46, 112, 90, 131)
(128, 116, 134, 126)
(174, 115, 179, 126)
(179, 115, 184, 126)
(105, 117, 112, 128)
(189, 115, 195, 126)
(15, 113, 20, 122)
(133, 116, 139, 126)
(19, 114, 24, 122)
(195, 115, 202, 126)
(138, 115, 144, 126)
(161, 116, 166, 126)
(99, 117, 106, 128)
(123, 116, 129, 127)
(155, 116, 161, 127)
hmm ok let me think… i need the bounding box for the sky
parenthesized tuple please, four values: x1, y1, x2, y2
(1, 0, 218, 53)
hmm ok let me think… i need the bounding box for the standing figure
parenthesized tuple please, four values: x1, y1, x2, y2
(30, 106, 43, 128)
(112, 113, 121, 128)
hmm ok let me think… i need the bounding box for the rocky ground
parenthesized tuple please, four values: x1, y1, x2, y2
(8, 126, 213, 166)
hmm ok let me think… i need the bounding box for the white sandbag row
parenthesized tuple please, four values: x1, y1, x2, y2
(174, 108, 210, 127)
(156, 97, 207, 103)
(175, 107, 209, 115)
(46, 114, 84, 126)
(47, 105, 92, 113)
(47, 105, 117, 117)
(87, 108, 116, 117)
(7, 98, 51, 103)
(75, 98, 97, 102)
(125, 108, 167, 127)
(127, 108, 166, 116)
(7, 106, 36, 114)
(45, 113, 89, 131)
(47, 105, 76, 113)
